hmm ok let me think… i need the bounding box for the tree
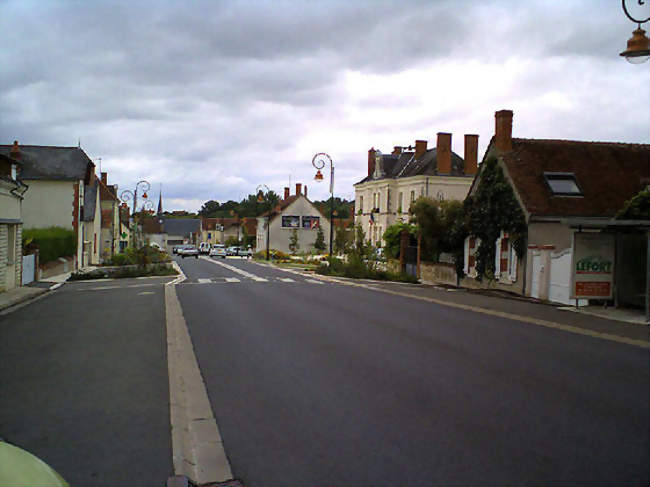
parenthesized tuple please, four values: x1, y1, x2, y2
(198, 200, 220, 217)
(314, 226, 326, 253)
(333, 225, 350, 255)
(409, 197, 443, 261)
(289, 228, 299, 254)
(617, 188, 650, 219)
(225, 236, 240, 247)
(383, 222, 417, 259)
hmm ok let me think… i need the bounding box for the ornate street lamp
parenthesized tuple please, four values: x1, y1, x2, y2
(120, 180, 151, 247)
(312, 152, 334, 256)
(256, 184, 271, 261)
(620, 0, 650, 63)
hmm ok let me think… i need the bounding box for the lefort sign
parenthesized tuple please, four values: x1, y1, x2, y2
(572, 233, 615, 299)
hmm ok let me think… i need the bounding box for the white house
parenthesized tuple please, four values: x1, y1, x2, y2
(354, 132, 477, 246)
(256, 184, 331, 255)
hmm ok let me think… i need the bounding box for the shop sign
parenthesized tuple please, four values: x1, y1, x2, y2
(572, 233, 615, 299)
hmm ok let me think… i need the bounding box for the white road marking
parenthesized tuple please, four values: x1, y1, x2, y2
(279, 278, 295, 283)
(306, 279, 324, 284)
(138, 291, 155, 295)
(198, 278, 212, 284)
(200, 256, 268, 282)
(225, 277, 240, 283)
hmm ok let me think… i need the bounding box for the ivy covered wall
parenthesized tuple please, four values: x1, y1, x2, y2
(464, 157, 527, 280)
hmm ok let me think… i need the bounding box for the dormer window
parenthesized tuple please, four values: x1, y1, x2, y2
(543, 172, 582, 196)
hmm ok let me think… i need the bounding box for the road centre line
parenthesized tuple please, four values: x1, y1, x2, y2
(200, 256, 268, 281)
(314, 276, 650, 350)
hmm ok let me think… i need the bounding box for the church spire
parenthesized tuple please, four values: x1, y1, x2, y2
(157, 185, 163, 217)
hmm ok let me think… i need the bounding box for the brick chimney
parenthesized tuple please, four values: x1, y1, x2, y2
(464, 134, 479, 175)
(368, 148, 376, 177)
(296, 183, 302, 196)
(414, 140, 427, 159)
(495, 110, 513, 153)
(304, 185, 308, 198)
(101, 172, 107, 185)
(10, 140, 21, 160)
(284, 187, 290, 200)
(392, 146, 402, 156)
(436, 132, 452, 174)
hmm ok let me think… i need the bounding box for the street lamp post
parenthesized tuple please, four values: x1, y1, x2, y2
(120, 180, 151, 248)
(620, 0, 650, 63)
(312, 153, 334, 256)
(257, 184, 271, 261)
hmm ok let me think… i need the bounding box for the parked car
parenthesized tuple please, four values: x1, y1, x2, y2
(226, 246, 239, 256)
(180, 245, 199, 258)
(209, 244, 227, 259)
(198, 242, 211, 254)
(240, 246, 253, 258)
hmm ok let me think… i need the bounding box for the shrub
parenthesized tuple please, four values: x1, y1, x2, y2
(316, 255, 418, 283)
(22, 227, 76, 264)
(104, 244, 170, 266)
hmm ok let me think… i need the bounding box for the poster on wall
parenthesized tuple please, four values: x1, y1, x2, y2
(572, 233, 615, 299)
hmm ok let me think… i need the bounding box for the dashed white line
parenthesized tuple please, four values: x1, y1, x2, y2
(198, 278, 212, 284)
(306, 279, 324, 285)
(200, 256, 268, 282)
(225, 277, 241, 283)
(279, 278, 295, 283)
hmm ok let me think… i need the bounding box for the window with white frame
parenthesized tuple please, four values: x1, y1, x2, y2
(410, 190, 415, 203)
(494, 231, 517, 282)
(359, 195, 363, 213)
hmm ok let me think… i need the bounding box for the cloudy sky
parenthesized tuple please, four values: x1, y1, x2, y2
(2, 0, 648, 211)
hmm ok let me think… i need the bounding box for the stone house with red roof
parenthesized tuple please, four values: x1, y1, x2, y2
(463, 110, 650, 311)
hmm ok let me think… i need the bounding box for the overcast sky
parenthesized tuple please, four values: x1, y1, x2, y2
(2, 0, 648, 211)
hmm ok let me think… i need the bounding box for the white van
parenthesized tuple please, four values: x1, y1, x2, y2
(198, 242, 211, 254)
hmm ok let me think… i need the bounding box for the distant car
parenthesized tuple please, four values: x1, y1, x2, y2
(180, 245, 199, 258)
(226, 246, 239, 256)
(209, 244, 227, 259)
(241, 246, 253, 258)
(198, 242, 211, 254)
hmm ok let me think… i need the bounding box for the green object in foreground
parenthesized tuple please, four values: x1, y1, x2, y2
(0, 441, 69, 487)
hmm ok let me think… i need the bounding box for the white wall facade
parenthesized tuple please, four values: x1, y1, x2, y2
(21, 180, 76, 230)
(355, 175, 473, 246)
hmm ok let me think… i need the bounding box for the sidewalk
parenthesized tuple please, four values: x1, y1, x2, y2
(0, 266, 100, 313)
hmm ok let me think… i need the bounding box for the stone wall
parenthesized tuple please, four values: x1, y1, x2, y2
(420, 261, 457, 286)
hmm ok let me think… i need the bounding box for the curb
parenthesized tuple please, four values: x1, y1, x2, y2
(165, 260, 233, 484)
(0, 287, 52, 314)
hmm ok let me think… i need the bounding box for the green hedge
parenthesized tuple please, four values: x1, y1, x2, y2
(23, 227, 76, 264)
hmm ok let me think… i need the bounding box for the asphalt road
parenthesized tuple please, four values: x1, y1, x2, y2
(175, 256, 649, 487)
(0, 277, 174, 486)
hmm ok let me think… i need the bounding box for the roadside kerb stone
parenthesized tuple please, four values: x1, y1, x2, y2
(165, 261, 234, 484)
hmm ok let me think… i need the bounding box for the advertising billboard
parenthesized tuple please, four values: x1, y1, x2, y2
(572, 233, 615, 299)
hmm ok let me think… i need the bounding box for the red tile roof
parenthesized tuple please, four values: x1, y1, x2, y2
(500, 138, 650, 218)
(201, 217, 239, 231)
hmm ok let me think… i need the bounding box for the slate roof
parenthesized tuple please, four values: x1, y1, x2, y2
(0, 145, 94, 181)
(82, 178, 98, 222)
(497, 138, 650, 218)
(162, 217, 201, 237)
(355, 148, 466, 185)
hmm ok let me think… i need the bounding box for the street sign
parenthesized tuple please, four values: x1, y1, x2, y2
(572, 233, 615, 299)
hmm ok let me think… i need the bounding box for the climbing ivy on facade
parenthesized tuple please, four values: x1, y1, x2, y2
(464, 157, 527, 281)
